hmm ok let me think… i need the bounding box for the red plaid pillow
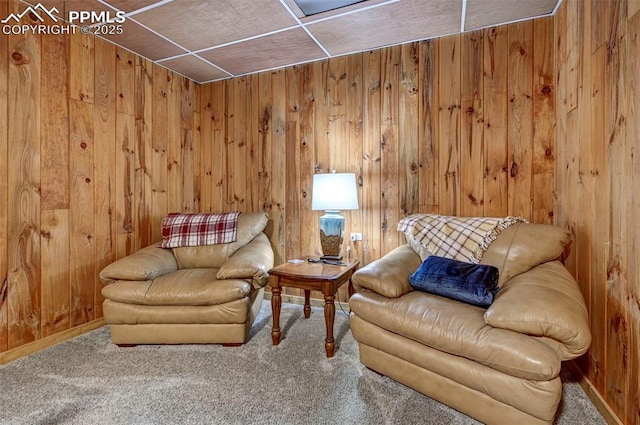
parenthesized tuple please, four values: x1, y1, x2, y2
(160, 212, 241, 248)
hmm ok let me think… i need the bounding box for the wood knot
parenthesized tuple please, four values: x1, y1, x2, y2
(542, 85, 552, 95)
(80, 142, 88, 149)
(519, 48, 526, 56)
(545, 148, 552, 157)
(11, 51, 28, 65)
(85, 178, 91, 184)
(510, 162, 518, 177)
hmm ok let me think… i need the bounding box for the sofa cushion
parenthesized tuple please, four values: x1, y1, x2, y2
(349, 290, 561, 380)
(101, 268, 252, 306)
(484, 261, 591, 360)
(480, 223, 571, 286)
(172, 212, 269, 269)
(160, 211, 240, 248)
(409, 256, 499, 307)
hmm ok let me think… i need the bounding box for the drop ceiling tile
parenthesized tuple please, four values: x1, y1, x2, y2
(132, 0, 299, 52)
(99, 18, 186, 61)
(306, 0, 462, 56)
(160, 55, 230, 83)
(198, 28, 327, 76)
(102, 0, 162, 13)
(464, 0, 558, 30)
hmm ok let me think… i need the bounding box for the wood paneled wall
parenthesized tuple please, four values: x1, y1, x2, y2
(198, 19, 556, 300)
(0, 0, 198, 356)
(555, 0, 640, 423)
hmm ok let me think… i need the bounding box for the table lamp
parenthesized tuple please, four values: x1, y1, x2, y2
(311, 172, 359, 260)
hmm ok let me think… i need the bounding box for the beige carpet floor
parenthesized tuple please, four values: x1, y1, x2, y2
(0, 302, 605, 425)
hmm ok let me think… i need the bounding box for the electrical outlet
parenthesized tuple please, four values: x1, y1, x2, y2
(350, 232, 363, 241)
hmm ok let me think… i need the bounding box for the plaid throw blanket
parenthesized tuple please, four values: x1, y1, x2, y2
(398, 214, 527, 263)
(160, 212, 240, 248)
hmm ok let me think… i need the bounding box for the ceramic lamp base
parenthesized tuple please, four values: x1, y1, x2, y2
(319, 211, 344, 258)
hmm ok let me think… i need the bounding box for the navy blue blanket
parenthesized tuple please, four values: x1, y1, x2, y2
(409, 255, 499, 307)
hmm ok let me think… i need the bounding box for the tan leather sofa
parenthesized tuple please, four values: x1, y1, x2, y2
(349, 222, 591, 425)
(99, 212, 274, 345)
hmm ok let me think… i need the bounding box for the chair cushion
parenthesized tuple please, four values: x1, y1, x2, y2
(349, 290, 561, 380)
(409, 256, 499, 307)
(172, 212, 268, 269)
(480, 223, 571, 286)
(101, 268, 252, 306)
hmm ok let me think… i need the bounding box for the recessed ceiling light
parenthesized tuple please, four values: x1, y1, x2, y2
(293, 0, 367, 16)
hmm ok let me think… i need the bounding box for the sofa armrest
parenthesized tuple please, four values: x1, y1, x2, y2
(99, 243, 178, 284)
(484, 260, 591, 360)
(216, 233, 274, 287)
(352, 245, 421, 298)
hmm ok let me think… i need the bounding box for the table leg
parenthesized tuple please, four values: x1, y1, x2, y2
(271, 285, 282, 345)
(304, 290, 311, 318)
(324, 294, 335, 357)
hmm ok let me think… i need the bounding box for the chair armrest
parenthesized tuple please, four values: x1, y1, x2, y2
(99, 243, 178, 284)
(352, 245, 421, 298)
(484, 261, 591, 360)
(217, 233, 274, 287)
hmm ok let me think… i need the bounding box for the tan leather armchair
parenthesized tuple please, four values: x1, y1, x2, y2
(349, 221, 591, 425)
(99, 212, 274, 345)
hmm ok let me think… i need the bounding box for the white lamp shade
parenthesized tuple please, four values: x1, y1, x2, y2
(311, 173, 359, 211)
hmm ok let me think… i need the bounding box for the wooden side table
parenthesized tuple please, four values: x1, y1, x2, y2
(269, 258, 359, 357)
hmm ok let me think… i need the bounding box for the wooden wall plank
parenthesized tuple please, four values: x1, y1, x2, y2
(573, 1, 592, 376)
(232, 77, 248, 211)
(346, 53, 364, 263)
(380, 46, 401, 255)
(7, 10, 41, 348)
(298, 65, 317, 258)
(93, 38, 116, 320)
(507, 21, 534, 219)
(271, 69, 287, 264)
(284, 67, 301, 261)
(532, 18, 555, 224)
(460, 31, 484, 217)
(133, 57, 153, 250)
(211, 81, 226, 212)
(167, 72, 182, 213)
(257, 71, 272, 219)
(70, 34, 94, 104)
(69, 99, 95, 327)
(418, 40, 438, 213)
(151, 66, 169, 241)
(438, 35, 461, 216)
(191, 85, 202, 212)
(0, 0, 8, 352)
(116, 111, 136, 259)
(626, 9, 640, 425)
(589, 42, 607, 395)
(362, 50, 382, 265)
(604, 0, 629, 416)
(41, 34, 70, 210)
(399, 43, 419, 218)
(483, 26, 509, 217)
(246, 75, 258, 212)
(40, 210, 70, 337)
(115, 48, 135, 115)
